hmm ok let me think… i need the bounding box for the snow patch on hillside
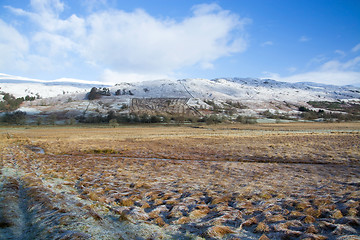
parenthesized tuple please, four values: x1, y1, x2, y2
(1, 73, 359, 117)
(0, 73, 110, 98)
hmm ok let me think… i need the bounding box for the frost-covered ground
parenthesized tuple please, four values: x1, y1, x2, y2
(1, 124, 360, 239)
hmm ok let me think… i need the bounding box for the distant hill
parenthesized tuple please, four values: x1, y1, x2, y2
(1, 73, 359, 124)
(0, 73, 110, 98)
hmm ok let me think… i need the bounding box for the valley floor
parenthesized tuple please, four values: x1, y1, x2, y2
(0, 122, 360, 239)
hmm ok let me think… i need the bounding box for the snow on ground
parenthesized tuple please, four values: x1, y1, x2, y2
(17, 107, 41, 114)
(0, 82, 90, 98)
(1, 73, 359, 116)
(1, 73, 359, 102)
(0, 73, 110, 98)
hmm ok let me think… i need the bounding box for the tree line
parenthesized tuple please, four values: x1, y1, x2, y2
(0, 93, 36, 112)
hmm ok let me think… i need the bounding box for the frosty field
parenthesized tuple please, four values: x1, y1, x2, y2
(0, 122, 360, 239)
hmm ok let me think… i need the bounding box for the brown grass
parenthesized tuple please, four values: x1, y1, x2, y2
(254, 222, 270, 233)
(266, 214, 286, 223)
(2, 122, 359, 165)
(0, 122, 359, 239)
(206, 225, 235, 238)
(258, 234, 270, 240)
(189, 209, 210, 219)
(304, 215, 316, 224)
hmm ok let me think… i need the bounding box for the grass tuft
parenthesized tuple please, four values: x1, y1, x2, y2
(331, 209, 343, 219)
(242, 216, 258, 226)
(258, 234, 270, 240)
(304, 215, 316, 224)
(206, 225, 235, 238)
(174, 216, 190, 224)
(254, 222, 270, 233)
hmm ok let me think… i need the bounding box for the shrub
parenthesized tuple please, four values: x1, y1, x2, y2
(298, 106, 310, 112)
(204, 115, 223, 124)
(204, 100, 221, 112)
(225, 100, 248, 109)
(2, 111, 27, 124)
(0, 93, 24, 111)
(109, 119, 119, 127)
(150, 115, 162, 123)
(140, 113, 151, 123)
(48, 114, 57, 125)
(236, 115, 257, 124)
(36, 117, 42, 126)
(261, 110, 292, 120)
(24, 95, 36, 101)
(87, 87, 102, 100)
(66, 118, 76, 125)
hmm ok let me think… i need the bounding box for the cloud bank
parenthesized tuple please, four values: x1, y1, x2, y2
(1, 0, 250, 82)
(266, 53, 360, 86)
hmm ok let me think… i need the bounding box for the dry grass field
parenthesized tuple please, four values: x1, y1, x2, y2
(0, 122, 360, 239)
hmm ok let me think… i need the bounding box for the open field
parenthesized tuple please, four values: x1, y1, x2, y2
(0, 122, 360, 239)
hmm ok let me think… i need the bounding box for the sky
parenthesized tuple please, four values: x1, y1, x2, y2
(0, 0, 359, 86)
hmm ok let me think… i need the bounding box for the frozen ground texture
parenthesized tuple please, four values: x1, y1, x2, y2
(0, 124, 359, 239)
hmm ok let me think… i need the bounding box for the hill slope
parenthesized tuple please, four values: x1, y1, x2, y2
(0, 73, 110, 98)
(1, 73, 359, 122)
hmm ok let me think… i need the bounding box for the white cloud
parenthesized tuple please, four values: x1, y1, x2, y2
(334, 50, 345, 56)
(31, 0, 64, 14)
(83, 6, 250, 74)
(191, 3, 223, 15)
(8, 1, 86, 37)
(306, 55, 327, 68)
(200, 62, 215, 70)
(7, 0, 66, 32)
(261, 41, 273, 47)
(262, 71, 280, 80)
(299, 36, 310, 42)
(352, 42, 360, 52)
(101, 69, 171, 84)
(32, 32, 76, 56)
(1, 1, 250, 82)
(279, 71, 360, 86)
(287, 67, 297, 73)
(81, 0, 108, 12)
(320, 57, 360, 72)
(267, 57, 360, 86)
(0, 19, 29, 71)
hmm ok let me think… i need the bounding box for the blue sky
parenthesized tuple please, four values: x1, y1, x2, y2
(0, 0, 359, 85)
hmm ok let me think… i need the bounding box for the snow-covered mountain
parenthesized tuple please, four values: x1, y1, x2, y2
(1, 73, 359, 101)
(0, 73, 110, 98)
(1, 73, 359, 119)
(110, 77, 360, 102)
(1, 73, 358, 101)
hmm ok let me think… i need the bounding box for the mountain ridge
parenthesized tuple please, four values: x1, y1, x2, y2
(0, 73, 359, 124)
